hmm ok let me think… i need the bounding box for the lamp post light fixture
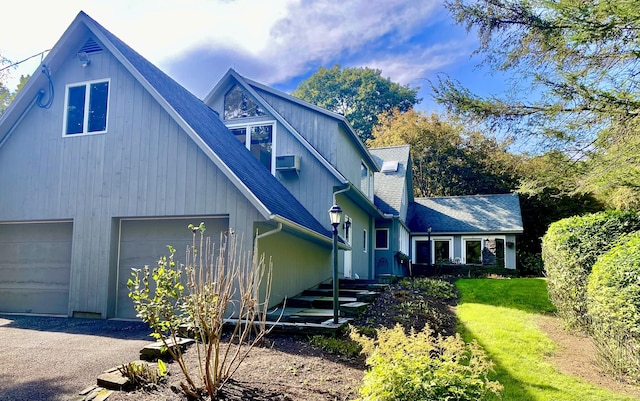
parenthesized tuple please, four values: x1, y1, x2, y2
(329, 204, 343, 324)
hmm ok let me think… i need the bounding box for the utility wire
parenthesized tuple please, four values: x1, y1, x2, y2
(0, 49, 51, 73)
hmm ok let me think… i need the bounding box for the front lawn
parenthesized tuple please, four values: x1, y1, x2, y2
(455, 278, 640, 401)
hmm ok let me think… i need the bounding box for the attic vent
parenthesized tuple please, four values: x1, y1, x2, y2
(78, 38, 103, 54)
(381, 161, 399, 173)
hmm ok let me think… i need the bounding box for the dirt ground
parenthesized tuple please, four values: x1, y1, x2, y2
(107, 336, 364, 401)
(107, 284, 640, 401)
(537, 316, 640, 398)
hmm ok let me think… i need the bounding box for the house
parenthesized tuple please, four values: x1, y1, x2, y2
(0, 12, 523, 319)
(407, 194, 523, 269)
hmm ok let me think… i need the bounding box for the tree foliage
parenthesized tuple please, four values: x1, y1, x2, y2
(293, 64, 420, 142)
(368, 108, 520, 197)
(435, 0, 640, 143)
(434, 0, 640, 205)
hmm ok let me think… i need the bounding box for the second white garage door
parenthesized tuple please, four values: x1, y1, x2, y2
(116, 217, 230, 319)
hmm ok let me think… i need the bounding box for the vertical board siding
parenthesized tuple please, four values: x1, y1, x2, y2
(0, 47, 265, 316)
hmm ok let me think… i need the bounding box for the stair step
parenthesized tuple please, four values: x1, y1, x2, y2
(340, 301, 369, 317)
(290, 308, 340, 323)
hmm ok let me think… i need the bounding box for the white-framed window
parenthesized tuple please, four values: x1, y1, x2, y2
(375, 228, 389, 250)
(399, 225, 410, 255)
(433, 237, 454, 264)
(363, 228, 368, 253)
(227, 121, 276, 173)
(63, 79, 110, 136)
(411, 236, 453, 264)
(224, 84, 266, 119)
(462, 237, 484, 265)
(360, 161, 373, 199)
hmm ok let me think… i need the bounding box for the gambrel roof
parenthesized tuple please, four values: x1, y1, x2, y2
(0, 11, 332, 241)
(408, 194, 524, 235)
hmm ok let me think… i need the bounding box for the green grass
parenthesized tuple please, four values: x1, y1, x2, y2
(455, 278, 640, 401)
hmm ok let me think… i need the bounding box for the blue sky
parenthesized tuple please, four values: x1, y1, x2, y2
(1, 0, 506, 113)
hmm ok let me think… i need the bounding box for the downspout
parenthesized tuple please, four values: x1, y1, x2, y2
(332, 184, 350, 204)
(255, 223, 283, 244)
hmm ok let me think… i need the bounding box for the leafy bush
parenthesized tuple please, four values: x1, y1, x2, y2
(309, 335, 362, 358)
(118, 360, 167, 389)
(541, 210, 640, 331)
(398, 277, 457, 300)
(350, 324, 502, 401)
(587, 233, 640, 381)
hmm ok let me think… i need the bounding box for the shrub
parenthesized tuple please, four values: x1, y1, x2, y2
(128, 223, 276, 399)
(118, 360, 167, 389)
(350, 324, 502, 401)
(398, 277, 457, 300)
(309, 334, 362, 358)
(541, 210, 640, 331)
(587, 233, 640, 381)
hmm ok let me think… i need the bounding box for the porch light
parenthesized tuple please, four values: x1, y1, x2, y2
(328, 204, 343, 324)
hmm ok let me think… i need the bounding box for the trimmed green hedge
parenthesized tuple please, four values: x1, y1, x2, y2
(541, 210, 640, 331)
(587, 233, 640, 381)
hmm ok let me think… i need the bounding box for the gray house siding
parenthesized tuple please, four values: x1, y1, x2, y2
(336, 193, 373, 279)
(0, 46, 265, 317)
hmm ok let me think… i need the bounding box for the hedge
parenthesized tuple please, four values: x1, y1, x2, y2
(541, 210, 640, 331)
(587, 232, 640, 381)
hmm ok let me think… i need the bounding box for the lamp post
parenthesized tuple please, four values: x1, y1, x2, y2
(329, 204, 343, 324)
(427, 226, 432, 269)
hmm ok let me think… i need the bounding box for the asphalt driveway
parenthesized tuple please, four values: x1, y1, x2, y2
(0, 314, 152, 401)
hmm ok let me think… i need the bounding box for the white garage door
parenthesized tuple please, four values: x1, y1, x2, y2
(116, 217, 229, 319)
(0, 221, 73, 315)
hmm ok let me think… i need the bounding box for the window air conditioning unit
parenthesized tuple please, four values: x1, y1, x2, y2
(275, 155, 300, 174)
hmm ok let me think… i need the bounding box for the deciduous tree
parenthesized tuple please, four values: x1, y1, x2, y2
(368, 108, 520, 197)
(293, 64, 420, 142)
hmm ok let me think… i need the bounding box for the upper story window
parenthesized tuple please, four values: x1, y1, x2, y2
(224, 85, 266, 120)
(229, 123, 274, 172)
(360, 161, 373, 199)
(63, 79, 109, 136)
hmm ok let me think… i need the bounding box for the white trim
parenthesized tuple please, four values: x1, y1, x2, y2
(432, 236, 454, 264)
(0, 219, 73, 225)
(226, 120, 277, 175)
(374, 228, 389, 250)
(62, 78, 110, 137)
(461, 236, 484, 265)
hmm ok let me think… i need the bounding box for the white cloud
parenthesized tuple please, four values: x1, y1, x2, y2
(1, 0, 480, 109)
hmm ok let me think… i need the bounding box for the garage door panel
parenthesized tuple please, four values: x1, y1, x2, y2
(0, 289, 69, 314)
(116, 217, 229, 319)
(0, 221, 72, 315)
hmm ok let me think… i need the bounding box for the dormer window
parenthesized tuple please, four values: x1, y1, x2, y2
(63, 79, 109, 136)
(224, 85, 266, 120)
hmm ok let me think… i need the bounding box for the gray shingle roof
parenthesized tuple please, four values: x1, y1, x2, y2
(83, 12, 331, 239)
(408, 194, 523, 234)
(370, 145, 410, 218)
